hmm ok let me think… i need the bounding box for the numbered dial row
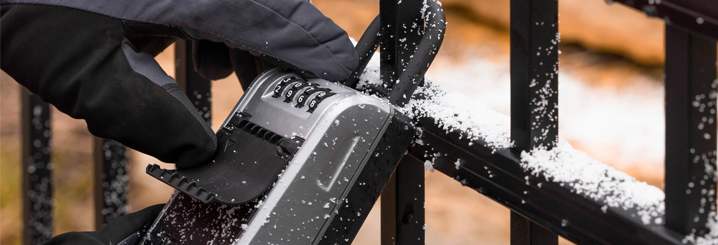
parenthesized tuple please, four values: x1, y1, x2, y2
(271, 77, 336, 112)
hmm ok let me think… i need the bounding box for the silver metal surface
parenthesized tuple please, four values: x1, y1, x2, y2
(226, 69, 394, 244)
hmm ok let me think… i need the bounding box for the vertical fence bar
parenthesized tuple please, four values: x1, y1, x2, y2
(510, 0, 559, 243)
(510, 0, 560, 151)
(379, 0, 425, 92)
(93, 138, 129, 230)
(381, 156, 426, 245)
(511, 213, 559, 245)
(21, 91, 53, 245)
(175, 40, 212, 123)
(664, 24, 718, 236)
(379, 0, 425, 244)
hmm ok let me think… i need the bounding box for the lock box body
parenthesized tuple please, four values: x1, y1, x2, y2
(141, 69, 414, 244)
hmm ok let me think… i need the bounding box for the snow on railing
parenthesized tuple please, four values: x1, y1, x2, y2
(358, 50, 668, 225)
(357, 41, 718, 243)
(521, 141, 665, 226)
(358, 51, 513, 150)
(400, 83, 514, 150)
(685, 214, 718, 244)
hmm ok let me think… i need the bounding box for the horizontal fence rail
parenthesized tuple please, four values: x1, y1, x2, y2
(408, 117, 685, 244)
(612, 0, 718, 41)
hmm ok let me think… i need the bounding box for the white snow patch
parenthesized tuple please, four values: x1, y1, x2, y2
(427, 56, 666, 169)
(424, 160, 436, 172)
(399, 82, 514, 149)
(356, 51, 513, 149)
(684, 213, 718, 244)
(356, 51, 381, 89)
(521, 141, 665, 225)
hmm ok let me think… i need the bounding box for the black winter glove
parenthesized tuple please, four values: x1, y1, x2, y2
(44, 204, 164, 245)
(1, 0, 358, 168)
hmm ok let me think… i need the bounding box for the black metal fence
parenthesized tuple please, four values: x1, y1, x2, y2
(401, 0, 716, 244)
(17, 0, 718, 244)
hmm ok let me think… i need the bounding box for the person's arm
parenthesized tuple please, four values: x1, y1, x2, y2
(43, 205, 164, 245)
(1, 0, 357, 168)
(1, 1, 357, 243)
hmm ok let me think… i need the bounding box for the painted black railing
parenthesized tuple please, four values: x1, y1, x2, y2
(92, 138, 129, 230)
(19, 0, 717, 245)
(380, 0, 716, 244)
(21, 91, 52, 244)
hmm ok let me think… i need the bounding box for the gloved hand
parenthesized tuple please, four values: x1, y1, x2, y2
(44, 204, 164, 245)
(0, 0, 358, 168)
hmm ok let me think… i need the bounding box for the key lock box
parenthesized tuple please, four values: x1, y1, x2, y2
(137, 6, 445, 245)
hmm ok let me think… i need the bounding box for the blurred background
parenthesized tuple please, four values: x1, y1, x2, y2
(1, 0, 716, 244)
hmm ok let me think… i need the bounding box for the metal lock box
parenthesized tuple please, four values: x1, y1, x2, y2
(140, 68, 414, 244)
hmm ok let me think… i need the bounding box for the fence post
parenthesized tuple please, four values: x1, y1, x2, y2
(510, 0, 559, 243)
(93, 138, 129, 230)
(380, 0, 426, 244)
(381, 157, 426, 245)
(664, 24, 718, 236)
(175, 40, 212, 123)
(21, 91, 53, 245)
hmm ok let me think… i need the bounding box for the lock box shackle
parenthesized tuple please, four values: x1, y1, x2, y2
(343, 0, 446, 107)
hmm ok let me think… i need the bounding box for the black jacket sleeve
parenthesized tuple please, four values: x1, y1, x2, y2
(44, 205, 164, 245)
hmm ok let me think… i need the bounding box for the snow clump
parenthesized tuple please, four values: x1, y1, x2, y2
(521, 141, 665, 225)
(399, 82, 514, 149)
